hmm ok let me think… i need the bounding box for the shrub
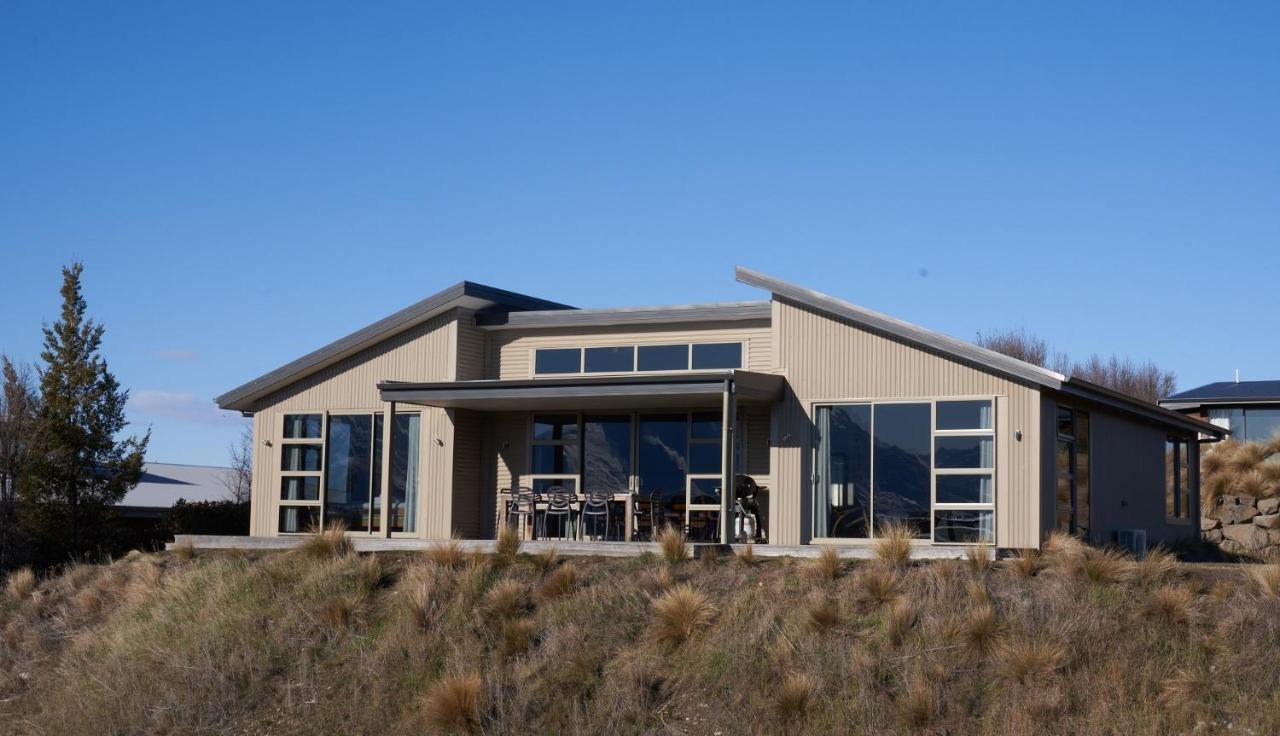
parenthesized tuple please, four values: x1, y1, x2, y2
(423, 673, 483, 734)
(810, 547, 844, 581)
(656, 525, 688, 565)
(652, 584, 715, 645)
(164, 498, 249, 536)
(874, 523, 914, 569)
(5, 567, 36, 601)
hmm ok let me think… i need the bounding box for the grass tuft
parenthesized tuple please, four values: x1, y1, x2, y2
(297, 520, 352, 560)
(5, 567, 35, 601)
(536, 562, 579, 602)
(994, 635, 1066, 684)
(1143, 585, 1197, 626)
(483, 578, 531, 621)
(499, 618, 536, 659)
(894, 675, 937, 731)
(1251, 563, 1280, 598)
(656, 525, 688, 565)
(1133, 546, 1178, 587)
(423, 673, 483, 734)
(495, 525, 521, 561)
(805, 592, 843, 633)
(810, 547, 844, 581)
(318, 593, 364, 630)
(172, 539, 197, 561)
(962, 602, 999, 654)
(425, 536, 465, 568)
(1079, 548, 1132, 585)
(735, 543, 756, 566)
(772, 672, 819, 725)
(874, 523, 914, 569)
(884, 598, 918, 646)
(858, 564, 900, 606)
(652, 584, 715, 645)
(964, 544, 994, 577)
(531, 547, 558, 574)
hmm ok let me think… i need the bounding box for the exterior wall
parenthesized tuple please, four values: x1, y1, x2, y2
(770, 298, 1043, 548)
(451, 409, 489, 539)
(1043, 393, 1199, 547)
(486, 320, 773, 379)
(246, 311, 461, 538)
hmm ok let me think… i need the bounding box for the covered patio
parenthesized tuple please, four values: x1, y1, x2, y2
(377, 370, 784, 545)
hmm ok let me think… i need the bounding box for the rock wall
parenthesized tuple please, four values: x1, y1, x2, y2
(1202, 494, 1280, 556)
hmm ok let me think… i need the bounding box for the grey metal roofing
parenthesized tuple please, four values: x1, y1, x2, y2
(734, 266, 1226, 438)
(475, 300, 772, 329)
(119, 463, 234, 508)
(216, 281, 573, 411)
(1160, 380, 1280, 405)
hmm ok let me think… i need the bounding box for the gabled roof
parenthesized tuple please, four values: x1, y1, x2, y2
(216, 282, 572, 412)
(1160, 380, 1280, 407)
(734, 266, 1225, 438)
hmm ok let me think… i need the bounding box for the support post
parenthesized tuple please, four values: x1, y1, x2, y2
(720, 380, 736, 544)
(380, 400, 395, 537)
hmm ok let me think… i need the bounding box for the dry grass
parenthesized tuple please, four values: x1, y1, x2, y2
(535, 562, 579, 602)
(5, 567, 35, 601)
(1251, 563, 1280, 598)
(994, 635, 1066, 684)
(495, 525, 521, 561)
(423, 673, 482, 734)
(1041, 530, 1085, 560)
(810, 547, 844, 581)
(964, 544, 994, 577)
(425, 536, 465, 568)
(772, 672, 819, 725)
(651, 584, 715, 645)
(1004, 549, 1041, 578)
(656, 525, 688, 565)
(297, 520, 353, 560)
(1133, 547, 1178, 587)
(531, 547, 558, 574)
(1080, 548, 1132, 585)
(171, 539, 197, 561)
(874, 523, 915, 569)
(3, 544, 1280, 735)
(735, 543, 756, 566)
(1201, 437, 1280, 504)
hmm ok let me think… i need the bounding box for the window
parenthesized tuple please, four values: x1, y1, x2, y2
(279, 414, 323, 532)
(533, 342, 743, 375)
(277, 411, 421, 535)
(584, 346, 634, 373)
(1167, 437, 1191, 520)
(638, 344, 689, 371)
(933, 400, 995, 544)
(814, 399, 995, 544)
(530, 414, 579, 495)
(534, 348, 582, 375)
(691, 342, 742, 370)
(1208, 407, 1280, 443)
(1055, 406, 1090, 540)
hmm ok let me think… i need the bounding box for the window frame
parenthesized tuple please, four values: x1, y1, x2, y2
(278, 413, 325, 534)
(530, 341, 746, 377)
(808, 396, 998, 546)
(1166, 435, 1192, 522)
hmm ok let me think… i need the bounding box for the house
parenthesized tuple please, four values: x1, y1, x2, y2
(118, 462, 236, 520)
(1159, 380, 1280, 444)
(214, 268, 1223, 551)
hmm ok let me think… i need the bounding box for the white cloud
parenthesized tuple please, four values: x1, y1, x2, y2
(130, 389, 239, 427)
(153, 349, 200, 362)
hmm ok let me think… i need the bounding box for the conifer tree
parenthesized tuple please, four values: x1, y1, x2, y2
(26, 263, 148, 562)
(0, 356, 40, 570)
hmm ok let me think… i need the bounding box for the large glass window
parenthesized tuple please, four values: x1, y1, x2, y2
(326, 414, 376, 532)
(1055, 406, 1091, 540)
(637, 414, 689, 536)
(387, 414, 421, 534)
(531, 414, 580, 496)
(584, 347, 635, 373)
(637, 344, 689, 372)
(1209, 407, 1280, 443)
(583, 415, 631, 491)
(1166, 437, 1191, 520)
(814, 399, 994, 544)
(534, 348, 582, 375)
(691, 342, 743, 370)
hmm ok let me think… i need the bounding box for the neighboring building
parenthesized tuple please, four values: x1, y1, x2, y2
(119, 462, 235, 520)
(215, 268, 1223, 551)
(1160, 381, 1280, 444)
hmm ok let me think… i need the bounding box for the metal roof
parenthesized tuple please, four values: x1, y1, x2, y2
(1160, 380, 1280, 406)
(216, 281, 572, 411)
(734, 266, 1225, 438)
(120, 463, 234, 508)
(475, 301, 771, 330)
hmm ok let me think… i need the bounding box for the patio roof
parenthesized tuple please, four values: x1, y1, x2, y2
(377, 370, 784, 411)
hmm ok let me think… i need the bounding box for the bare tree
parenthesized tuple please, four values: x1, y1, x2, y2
(0, 356, 40, 570)
(224, 422, 252, 504)
(977, 327, 1176, 403)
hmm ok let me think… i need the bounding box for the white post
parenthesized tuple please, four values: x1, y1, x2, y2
(720, 380, 736, 544)
(380, 400, 395, 537)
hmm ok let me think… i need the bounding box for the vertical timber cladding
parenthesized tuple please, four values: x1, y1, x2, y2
(770, 299, 1042, 548)
(247, 310, 461, 538)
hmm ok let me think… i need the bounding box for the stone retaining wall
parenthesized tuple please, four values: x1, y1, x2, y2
(1202, 494, 1280, 556)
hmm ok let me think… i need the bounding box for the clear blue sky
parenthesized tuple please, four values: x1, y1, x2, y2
(2, 3, 1278, 466)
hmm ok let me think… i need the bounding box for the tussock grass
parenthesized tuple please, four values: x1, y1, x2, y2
(3, 543, 1280, 735)
(531, 547, 558, 574)
(535, 562, 578, 602)
(1005, 549, 1041, 578)
(424, 673, 482, 734)
(425, 536, 465, 568)
(810, 546, 844, 581)
(964, 544, 994, 577)
(656, 525, 688, 565)
(874, 523, 914, 569)
(1079, 548, 1132, 585)
(171, 539, 197, 561)
(1251, 563, 1280, 598)
(735, 543, 756, 566)
(5, 567, 35, 601)
(651, 584, 715, 645)
(296, 520, 353, 559)
(495, 525, 521, 561)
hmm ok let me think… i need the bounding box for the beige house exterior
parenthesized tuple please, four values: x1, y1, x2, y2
(216, 268, 1223, 551)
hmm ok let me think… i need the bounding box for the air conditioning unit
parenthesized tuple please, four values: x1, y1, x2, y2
(1115, 529, 1148, 558)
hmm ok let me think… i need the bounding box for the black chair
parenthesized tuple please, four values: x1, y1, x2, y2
(579, 490, 614, 541)
(538, 486, 578, 540)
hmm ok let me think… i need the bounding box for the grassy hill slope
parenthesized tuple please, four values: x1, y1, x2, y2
(2, 535, 1279, 735)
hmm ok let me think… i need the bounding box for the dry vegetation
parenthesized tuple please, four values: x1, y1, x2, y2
(1201, 435, 1280, 505)
(1, 544, 1279, 735)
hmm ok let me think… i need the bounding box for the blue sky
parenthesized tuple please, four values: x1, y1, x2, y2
(2, 2, 1278, 466)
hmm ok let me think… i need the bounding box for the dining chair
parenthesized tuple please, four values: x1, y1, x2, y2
(505, 486, 537, 541)
(538, 486, 578, 540)
(579, 490, 614, 541)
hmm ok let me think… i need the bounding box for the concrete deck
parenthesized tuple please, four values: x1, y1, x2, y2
(168, 534, 976, 559)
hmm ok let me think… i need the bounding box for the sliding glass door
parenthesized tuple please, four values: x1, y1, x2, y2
(322, 412, 420, 535)
(637, 414, 688, 537)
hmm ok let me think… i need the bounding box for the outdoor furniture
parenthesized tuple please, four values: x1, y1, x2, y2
(578, 490, 615, 541)
(505, 486, 537, 540)
(537, 486, 578, 540)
